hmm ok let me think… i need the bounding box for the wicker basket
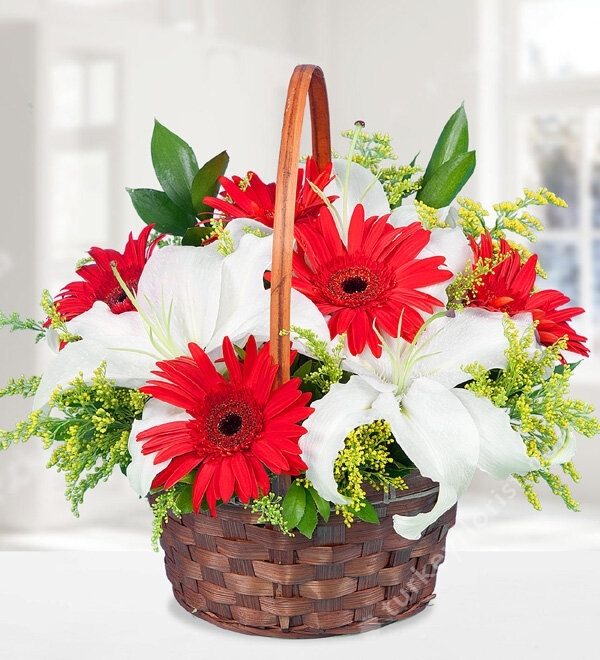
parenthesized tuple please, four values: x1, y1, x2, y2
(158, 473, 456, 638)
(156, 65, 456, 637)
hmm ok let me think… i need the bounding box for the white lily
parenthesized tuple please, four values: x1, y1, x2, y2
(300, 308, 540, 540)
(34, 219, 329, 408)
(326, 158, 390, 240)
(389, 203, 471, 300)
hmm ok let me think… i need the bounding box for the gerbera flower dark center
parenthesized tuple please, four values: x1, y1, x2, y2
(218, 413, 243, 436)
(104, 279, 138, 313)
(325, 263, 387, 307)
(342, 276, 369, 294)
(204, 391, 262, 454)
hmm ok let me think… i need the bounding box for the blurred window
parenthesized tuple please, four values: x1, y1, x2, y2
(511, 0, 600, 353)
(517, 0, 600, 81)
(47, 54, 119, 296)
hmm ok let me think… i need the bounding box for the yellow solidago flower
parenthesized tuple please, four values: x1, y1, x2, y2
(334, 420, 408, 526)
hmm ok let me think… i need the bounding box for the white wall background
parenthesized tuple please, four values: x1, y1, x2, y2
(0, 0, 598, 550)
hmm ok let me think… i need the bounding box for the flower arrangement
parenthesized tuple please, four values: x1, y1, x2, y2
(1, 99, 598, 555)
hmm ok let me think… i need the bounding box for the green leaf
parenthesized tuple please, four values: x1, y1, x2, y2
(127, 188, 197, 236)
(151, 120, 199, 215)
(175, 485, 194, 514)
(181, 226, 214, 246)
(386, 465, 413, 480)
(554, 360, 582, 375)
(178, 472, 196, 485)
(191, 150, 229, 220)
(423, 104, 469, 182)
(416, 150, 476, 208)
(354, 499, 380, 524)
(292, 359, 314, 380)
(307, 486, 330, 523)
(296, 496, 318, 538)
(282, 480, 306, 529)
(388, 442, 416, 471)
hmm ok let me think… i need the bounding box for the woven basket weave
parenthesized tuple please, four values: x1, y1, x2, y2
(158, 472, 455, 637)
(156, 65, 457, 637)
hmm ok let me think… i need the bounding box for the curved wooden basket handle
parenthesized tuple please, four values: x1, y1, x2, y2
(269, 65, 331, 387)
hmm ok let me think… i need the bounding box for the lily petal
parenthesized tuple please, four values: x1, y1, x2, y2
(341, 308, 535, 391)
(547, 431, 577, 466)
(288, 289, 331, 349)
(389, 205, 470, 304)
(452, 388, 540, 477)
(424, 225, 471, 276)
(33, 323, 157, 409)
(126, 398, 191, 497)
(68, 301, 147, 342)
(327, 159, 390, 239)
(205, 231, 273, 351)
(300, 376, 382, 504)
(411, 308, 535, 388)
(371, 377, 480, 540)
(136, 244, 223, 356)
(35, 230, 291, 408)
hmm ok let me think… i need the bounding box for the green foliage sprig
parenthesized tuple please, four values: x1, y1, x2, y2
(127, 120, 229, 243)
(248, 493, 293, 535)
(456, 188, 566, 272)
(0, 363, 148, 515)
(340, 105, 476, 210)
(0, 375, 41, 399)
(463, 319, 600, 510)
(150, 487, 185, 551)
(40, 290, 81, 345)
(340, 126, 422, 209)
(289, 327, 345, 398)
(0, 310, 46, 342)
(446, 249, 508, 311)
(281, 478, 331, 538)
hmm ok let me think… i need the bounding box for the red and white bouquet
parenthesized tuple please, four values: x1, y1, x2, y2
(2, 106, 598, 544)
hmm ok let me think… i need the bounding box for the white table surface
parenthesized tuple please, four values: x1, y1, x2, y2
(0, 549, 597, 660)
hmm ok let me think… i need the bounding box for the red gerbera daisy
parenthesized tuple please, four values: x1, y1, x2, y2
(136, 336, 312, 515)
(203, 156, 336, 228)
(291, 204, 453, 357)
(54, 224, 161, 320)
(465, 231, 589, 356)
